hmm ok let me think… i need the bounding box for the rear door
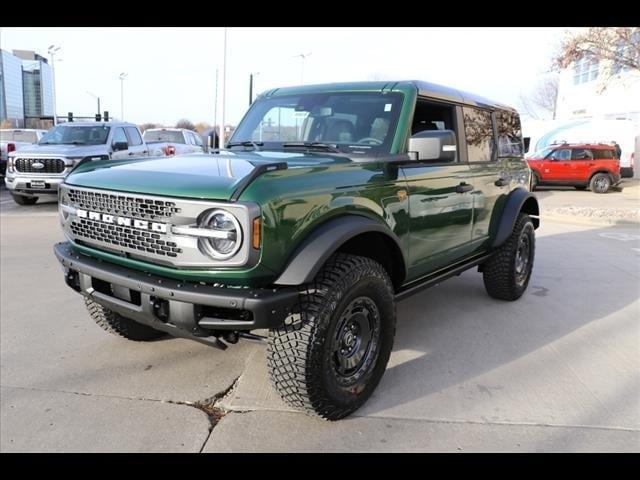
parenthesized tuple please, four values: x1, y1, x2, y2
(569, 148, 594, 181)
(124, 127, 148, 157)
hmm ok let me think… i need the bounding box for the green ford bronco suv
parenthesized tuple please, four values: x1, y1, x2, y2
(55, 81, 539, 420)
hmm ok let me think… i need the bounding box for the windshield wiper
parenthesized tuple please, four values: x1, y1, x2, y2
(227, 140, 263, 150)
(64, 141, 88, 145)
(282, 142, 341, 153)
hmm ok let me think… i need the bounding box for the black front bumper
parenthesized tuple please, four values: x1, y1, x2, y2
(54, 242, 299, 340)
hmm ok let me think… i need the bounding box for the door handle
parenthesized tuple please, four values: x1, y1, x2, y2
(128, 152, 135, 156)
(456, 182, 473, 193)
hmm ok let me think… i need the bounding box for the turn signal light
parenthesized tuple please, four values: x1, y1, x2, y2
(7, 143, 15, 153)
(252, 217, 261, 249)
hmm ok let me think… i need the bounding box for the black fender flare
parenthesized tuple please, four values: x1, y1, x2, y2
(491, 188, 540, 249)
(274, 215, 406, 286)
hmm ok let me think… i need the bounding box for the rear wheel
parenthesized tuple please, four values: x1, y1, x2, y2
(482, 213, 535, 301)
(85, 298, 166, 341)
(11, 193, 38, 205)
(590, 173, 611, 193)
(267, 253, 396, 420)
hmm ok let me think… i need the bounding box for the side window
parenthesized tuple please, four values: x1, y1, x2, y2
(125, 127, 143, 146)
(410, 99, 458, 161)
(496, 111, 523, 157)
(548, 148, 571, 160)
(192, 132, 204, 147)
(571, 148, 593, 160)
(112, 128, 128, 145)
(599, 149, 613, 159)
(464, 107, 494, 162)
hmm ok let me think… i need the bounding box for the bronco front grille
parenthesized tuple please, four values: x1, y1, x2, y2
(15, 157, 65, 174)
(67, 188, 180, 221)
(70, 218, 183, 257)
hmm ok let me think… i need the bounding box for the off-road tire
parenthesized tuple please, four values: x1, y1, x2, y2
(590, 173, 611, 194)
(267, 253, 396, 420)
(85, 297, 166, 341)
(482, 213, 535, 301)
(11, 193, 38, 205)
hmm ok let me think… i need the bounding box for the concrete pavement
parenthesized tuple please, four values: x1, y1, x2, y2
(1, 184, 639, 452)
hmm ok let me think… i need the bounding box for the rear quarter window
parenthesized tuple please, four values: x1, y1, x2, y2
(496, 111, 524, 157)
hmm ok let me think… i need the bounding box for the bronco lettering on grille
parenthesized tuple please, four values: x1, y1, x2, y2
(76, 209, 167, 233)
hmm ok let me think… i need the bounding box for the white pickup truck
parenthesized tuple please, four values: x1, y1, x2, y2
(142, 128, 207, 157)
(1, 129, 48, 177)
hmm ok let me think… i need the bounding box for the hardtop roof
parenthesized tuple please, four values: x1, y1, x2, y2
(260, 80, 517, 112)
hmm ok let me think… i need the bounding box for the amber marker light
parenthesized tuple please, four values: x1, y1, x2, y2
(252, 217, 262, 249)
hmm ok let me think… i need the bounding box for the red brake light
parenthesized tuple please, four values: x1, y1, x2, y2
(7, 143, 16, 153)
(163, 145, 176, 156)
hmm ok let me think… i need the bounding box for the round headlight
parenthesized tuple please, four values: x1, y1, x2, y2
(199, 209, 242, 259)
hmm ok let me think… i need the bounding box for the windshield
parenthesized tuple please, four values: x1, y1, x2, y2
(143, 130, 186, 143)
(531, 147, 554, 158)
(1, 130, 39, 143)
(39, 125, 110, 145)
(230, 91, 404, 155)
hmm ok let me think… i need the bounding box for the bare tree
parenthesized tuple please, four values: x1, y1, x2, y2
(532, 76, 559, 119)
(139, 122, 160, 132)
(175, 119, 196, 131)
(553, 27, 640, 92)
(518, 76, 559, 120)
(194, 122, 212, 134)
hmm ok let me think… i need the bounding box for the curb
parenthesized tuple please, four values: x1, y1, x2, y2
(541, 212, 640, 227)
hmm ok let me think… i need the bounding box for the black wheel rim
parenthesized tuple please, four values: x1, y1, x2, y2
(594, 176, 609, 192)
(331, 296, 381, 386)
(515, 230, 531, 286)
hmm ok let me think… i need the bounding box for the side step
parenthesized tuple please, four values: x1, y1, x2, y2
(395, 253, 492, 302)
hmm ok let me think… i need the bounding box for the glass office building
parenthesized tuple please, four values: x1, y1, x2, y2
(0, 49, 54, 127)
(0, 49, 26, 127)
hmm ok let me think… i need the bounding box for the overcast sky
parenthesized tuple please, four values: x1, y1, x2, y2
(0, 27, 569, 126)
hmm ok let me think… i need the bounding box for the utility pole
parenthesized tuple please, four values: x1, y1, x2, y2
(219, 28, 227, 147)
(119, 72, 128, 120)
(48, 45, 61, 124)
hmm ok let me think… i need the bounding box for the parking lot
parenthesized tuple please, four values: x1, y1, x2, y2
(1, 182, 639, 452)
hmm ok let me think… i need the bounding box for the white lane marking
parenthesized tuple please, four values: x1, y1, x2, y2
(598, 232, 640, 242)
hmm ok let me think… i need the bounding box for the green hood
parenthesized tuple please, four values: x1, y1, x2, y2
(65, 152, 348, 200)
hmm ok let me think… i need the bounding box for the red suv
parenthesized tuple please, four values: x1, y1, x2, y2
(527, 143, 621, 193)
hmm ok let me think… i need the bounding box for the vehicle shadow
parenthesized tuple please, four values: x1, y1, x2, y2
(360, 224, 639, 423)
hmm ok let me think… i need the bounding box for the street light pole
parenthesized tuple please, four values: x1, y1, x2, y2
(219, 28, 227, 147)
(119, 72, 128, 121)
(86, 91, 100, 116)
(48, 45, 61, 124)
(294, 52, 311, 84)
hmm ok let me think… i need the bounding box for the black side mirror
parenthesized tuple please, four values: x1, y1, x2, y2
(523, 137, 531, 153)
(112, 141, 128, 151)
(408, 130, 457, 162)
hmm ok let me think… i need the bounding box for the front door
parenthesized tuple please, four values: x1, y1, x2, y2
(402, 99, 475, 281)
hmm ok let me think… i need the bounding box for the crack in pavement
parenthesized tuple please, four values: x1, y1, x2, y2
(2, 378, 246, 454)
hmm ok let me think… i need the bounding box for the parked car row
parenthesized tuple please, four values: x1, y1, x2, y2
(2, 123, 209, 205)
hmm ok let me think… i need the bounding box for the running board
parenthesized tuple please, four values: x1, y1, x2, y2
(395, 253, 492, 302)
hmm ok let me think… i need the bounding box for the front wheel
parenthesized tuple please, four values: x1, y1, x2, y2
(590, 173, 612, 193)
(267, 254, 396, 420)
(11, 193, 38, 205)
(482, 213, 535, 301)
